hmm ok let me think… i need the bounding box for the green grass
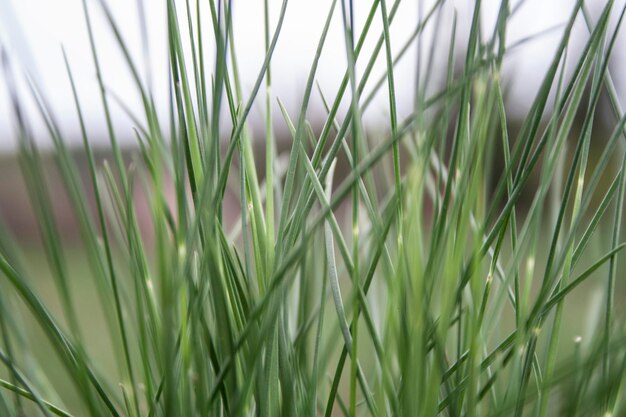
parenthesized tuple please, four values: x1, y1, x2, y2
(1, 0, 626, 415)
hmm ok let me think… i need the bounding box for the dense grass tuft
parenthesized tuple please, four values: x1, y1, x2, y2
(1, 0, 626, 416)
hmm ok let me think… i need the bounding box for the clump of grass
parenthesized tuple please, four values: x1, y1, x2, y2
(1, 0, 626, 416)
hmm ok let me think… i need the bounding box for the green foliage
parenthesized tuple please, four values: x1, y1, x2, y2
(1, 0, 626, 415)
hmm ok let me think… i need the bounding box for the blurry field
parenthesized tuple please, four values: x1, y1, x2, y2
(6, 245, 120, 414)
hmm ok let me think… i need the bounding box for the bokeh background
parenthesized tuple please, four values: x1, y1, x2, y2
(1, 0, 626, 239)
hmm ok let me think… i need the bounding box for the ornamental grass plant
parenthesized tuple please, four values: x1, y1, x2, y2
(1, 0, 626, 416)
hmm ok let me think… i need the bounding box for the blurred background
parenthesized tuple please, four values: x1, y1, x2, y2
(1, 0, 625, 240)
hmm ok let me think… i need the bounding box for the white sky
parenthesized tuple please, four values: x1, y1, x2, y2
(0, 0, 625, 150)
